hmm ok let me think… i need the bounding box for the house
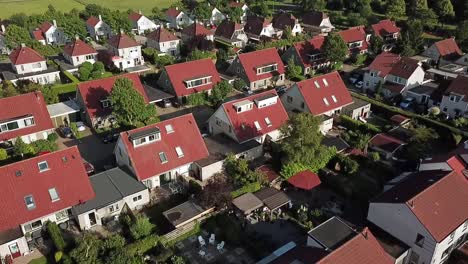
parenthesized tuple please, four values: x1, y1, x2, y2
(129, 11, 159, 35)
(214, 20, 248, 48)
(106, 32, 144, 71)
(281, 36, 329, 76)
(146, 27, 180, 56)
(0, 25, 9, 55)
(0, 92, 54, 145)
(301, 10, 334, 35)
(114, 114, 209, 189)
(181, 23, 214, 42)
(157, 58, 220, 102)
(390, 114, 411, 128)
(368, 169, 468, 264)
(208, 6, 226, 25)
(166, 7, 193, 29)
(2, 44, 61, 85)
(0, 147, 95, 261)
(370, 20, 400, 51)
(72, 167, 149, 230)
(271, 12, 302, 36)
(244, 16, 278, 41)
(226, 47, 285, 91)
(76, 73, 149, 128)
(207, 90, 289, 144)
(62, 38, 98, 67)
(228, 1, 250, 22)
(259, 216, 409, 264)
(338, 26, 370, 56)
(439, 75, 468, 118)
(363, 52, 401, 91)
(86, 15, 112, 41)
(369, 133, 405, 159)
(422, 38, 463, 64)
(342, 96, 372, 121)
(280, 71, 354, 133)
(31, 20, 67, 45)
(405, 82, 439, 106)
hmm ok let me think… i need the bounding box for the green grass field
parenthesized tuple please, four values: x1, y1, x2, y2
(0, 0, 175, 19)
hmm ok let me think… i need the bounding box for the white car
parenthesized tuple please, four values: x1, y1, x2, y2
(76, 122, 86, 132)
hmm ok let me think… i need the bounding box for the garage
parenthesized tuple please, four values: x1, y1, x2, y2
(47, 100, 80, 128)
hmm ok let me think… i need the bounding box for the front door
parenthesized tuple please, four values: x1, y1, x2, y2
(9, 242, 21, 259)
(88, 212, 97, 226)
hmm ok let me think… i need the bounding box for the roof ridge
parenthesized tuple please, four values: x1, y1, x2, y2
(0, 146, 79, 169)
(105, 169, 126, 199)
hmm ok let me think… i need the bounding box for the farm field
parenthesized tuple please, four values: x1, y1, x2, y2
(0, 0, 175, 19)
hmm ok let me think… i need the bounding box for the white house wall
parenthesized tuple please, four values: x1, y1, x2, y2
(0, 236, 29, 260)
(13, 71, 61, 86)
(208, 107, 238, 142)
(14, 61, 47, 75)
(431, 222, 467, 264)
(440, 96, 468, 118)
(64, 53, 98, 67)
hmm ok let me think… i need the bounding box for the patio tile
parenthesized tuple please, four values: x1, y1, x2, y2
(176, 241, 184, 250)
(234, 247, 245, 255)
(226, 254, 236, 263)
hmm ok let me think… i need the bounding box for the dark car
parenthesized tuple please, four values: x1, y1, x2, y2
(275, 85, 288, 95)
(102, 132, 120, 144)
(158, 99, 172, 108)
(58, 126, 73, 138)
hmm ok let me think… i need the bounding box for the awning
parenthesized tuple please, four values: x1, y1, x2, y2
(287, 170, 321, 190)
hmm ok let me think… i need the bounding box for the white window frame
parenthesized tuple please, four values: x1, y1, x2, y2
(254, 121, 261, 131)
(24, 195, 36, 210)
(38, 161, 49, 172)
(159, 152, 168, 163)
(48, 188, 59, 202)
(332, 95, 337, 103)
(265, 117, 272, 127)
(323, 98, 329, 106)
(165, 124, 174, 134)
(175, 146, 184, 158)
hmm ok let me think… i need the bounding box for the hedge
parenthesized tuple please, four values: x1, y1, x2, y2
(52, 83, 78, 95)
(62, 70, 80, 83)
(340, 115, 381, 134)
(231, 182, 261, 198)
(46, 222, 66, 251)
(125, 235, 160, 255)
(351, 92, 468, 137)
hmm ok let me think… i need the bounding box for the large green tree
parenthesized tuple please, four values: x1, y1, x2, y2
(286, 58, 304, 81)
(322, 32, 348, 65)
(386, 0, 406, 19)
(194, 3, 212, 20)
(294, 0, 326, 11)
(70, 233, 103, 264)
(110, 78, 158, 128)
(210, 81, 233, 106)
(433, 0, 455, 20)
(4, 25, 32, 48)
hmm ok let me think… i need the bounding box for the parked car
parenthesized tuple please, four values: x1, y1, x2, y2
(159, 99, 172, 108)
(76, 121, 86, 132)
(354, 81, 363, 89)
(243, 86, 253, 95)
(58, 125, 73, 138)
(83, 159, 95, 174)
(348, 73, 362, 84)
(275, 85, 288, 95)
(102, 132, 120, 144)
(400, 97, 415, 109)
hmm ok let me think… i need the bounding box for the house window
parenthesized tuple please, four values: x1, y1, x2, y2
(133, 195, 142, 202)
(48, 188, 59, 202)
(314, 81, 320, 88)
(32, 62, 42, 69)
(449, 94, 461, 102)
(287, 96, 293, 103)
(109, 203, 119, 213)
(38, 161, 49, 172)
(254, 121, 261, 131)
(301, 102, 305, 109)
(101, 99, 111, 108)
(265, 117, 272, 127)
(23, 220, 42, 232)
(448, 232, 455, 244)
(165, 124, 174, 133)
(256, 64, 278, 74)
(415, 233, 425, 247)
(159, 152, 168, 163)
(323, 79, 329, 86)
(76, 56, 80, 62)
(370, 72, 376, 77)
(24, 195, 36, 210)
(55, 209, 71, 221)
(185, 76, 212, 88)
(24, 117, 35, 127)
(441, 247, 451, 260)
(175, 146, 184, 158)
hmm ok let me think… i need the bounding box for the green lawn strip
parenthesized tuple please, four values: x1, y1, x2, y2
(28, 256, 49, 264)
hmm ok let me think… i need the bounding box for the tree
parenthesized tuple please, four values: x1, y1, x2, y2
(294, 0, 326, 11)
(13, 137, 35, 158)
(279, 113, 336, 178)
(170, 255, 186, 264)
(210, 81, 232, 105)
(332, 154, 359, 175)
(224, 154, 259, 187)
(253, 1, 272, 17)
(4, 24, 33, 48)
(226, 7, 243, 23)
(106, 251, 143, 264)
(194, 3, 212, 20)
(103, 234, 125, 251)
(233, 79, 247, 91)
(322, 32, 348, 65)
(369, 35, 384, 55)
(110, 78, 158, 127)
(348, 13, 367, 27)
(70, 233, 103, 264)
(434, 0, 455, 20)
(369, 151, 380, 162)
(129, 214, 155, 240)
(151, 7, 165, 21)
(386, 0, 406, 19)
(2, 81, 19, 98)
(187, 49, 214, 61)
(405, 124, 439, 160)
(187, 92, 208, 106)
(286, 58, 303, 81)
(452, 133, 463, 146)
(199, 173, 232, 209)
(456, 20, 468, 44)
(39, 85, 59, 104)
(154, 55, 176, 67)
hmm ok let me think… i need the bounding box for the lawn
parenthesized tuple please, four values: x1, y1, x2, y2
(28, 256, 49, 264)
(0, 0, 176, 19)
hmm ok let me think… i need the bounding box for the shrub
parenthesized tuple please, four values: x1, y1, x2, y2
(126, 235, 160, 255)
(31, 139, 58, 153)
(103, 234, 125, 250)
(340, 115, 381, 134)
(61, 254, 73, 264)
(154, 248, 173, 263)
(188, 180, 202, 195)
(186, 92, 208, 106)
(233, 79, 247, 91)
(333, 154, 359, 175)
(47, 221, 66, 251)
(0, 149, 8, 161)
(55, 251, 63, 262)
(70, 122, 83, 139)
(369, 152, 380, 162)
(231, 182, 261, 198)
(129, 214, 155, 240)
(47, 132, 58, 142)
(13, 137, 35, 157)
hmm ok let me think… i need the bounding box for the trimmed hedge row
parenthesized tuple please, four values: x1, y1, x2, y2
(340, 115, 381, 134)
(125, 235, 160, 255)
(46, 221, 66, 251)
(351, 92, 468, 137)
(231, 182, 261, 198)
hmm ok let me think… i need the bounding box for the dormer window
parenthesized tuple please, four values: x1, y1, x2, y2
(165, 124, 174, 134)
(185, 76, 212, 89)
(38, 161, 49, 172)
(449, 94, 462, 102)
(24, 195, 36, 210)
(256, 63, 278, 75)
(175, 146, 184, 158)
(349, 41, 363, 48)
(254, 121, 261, 131)
(131, 128, 161, 147)
(307, 53, 322, 61)
(234, 100, 254, 113)
(159, 152, 168, 163)
(101, 99, 111, 108)
(0, 116, 35, 133)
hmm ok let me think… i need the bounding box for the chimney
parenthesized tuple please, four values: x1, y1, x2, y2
(120, 28, 124, 34)
(0, 24, 5, 33)
(53, 19, 57, 27)
(98, 14, 102, 21)
(21, 43, 26, 48)
(75, 35, 79, 40)
(138, 10, 142, 15)
(175, 6, 179, 11)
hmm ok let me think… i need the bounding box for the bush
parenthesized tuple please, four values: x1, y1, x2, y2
(231, 182, 261, 198)
(0, 149, 8, 161)
(186, 92, 208, 106)
(333, 154, 359, 175)
(369, 152, 380, 162)
(188, 180, 202, 195)
(47, 221, 66, 251)
(154, 248, 173, 263)
(340, 115, 381, 134)
(31, 139, 58, 153)
(55, 251, 63, 263)
(70, 122, 83, 139)
(129, 214, 155, 240)
(61, 254, 73, 264)
(47, 132, 58, 142)
(233, 79, 247, 91)
(126, 235, 160, 255)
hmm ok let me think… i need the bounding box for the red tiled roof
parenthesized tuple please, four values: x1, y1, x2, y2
(390, 114, 409, 125)
(181, 23, 213, 38)
(0, 92, 54, 142)
(338, 26, 367, 43)
(77, 73, 149, 119)
(129, 11, 143, 22)
(287, 170, 321, 190)
(86, 16, 101, 27)
(295, 71, 353, 116)
(238, 47, 285, 82)
(318, 228, 395, 264)
(39, 22, 53, 33)
(228, 1, 245, 8)
(434, 38, 462, 58)
(293, 36, 326, 67)
(445, 75, 468, 101)
(368, 52, 400, 77)
(370, 133, 404, 153)
(32, 29, 44, 41)
(63, 39, 97, 57)
(446, 155, 466, 175)
(388, 57, 420, 79)
(221, 90, 289, 143)
(0, 147, 95, 232)
(166, 7, 182, 18)
(9, 45, 45, 65)
(257, 165, 280, 183)
(120, 114, 209, 181)
(147, 27, 179, 42)
(371, 20, 400, 37)
(163, 58, 220, 97)
(108, 33, 139, 49)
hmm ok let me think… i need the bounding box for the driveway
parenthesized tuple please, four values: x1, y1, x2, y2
(56, 127, 116, 172)
(247, 220, 305, 247)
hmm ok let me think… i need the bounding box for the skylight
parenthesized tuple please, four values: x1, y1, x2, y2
(165, 124, 174, 134)
(323, 79, 329, 87)
(323, 98, 329, 106)
(159, 152, 168, 163)
(332, 95, 337, 103)
(265, 117, 272, 127)
(254, 121, 262, 131)
(24, 195, 36, 210)
(38, 161, 49, 172)
(175, 146, 184, 158)
(49, 188, 59, 202)
(314, 81, 320, 88)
